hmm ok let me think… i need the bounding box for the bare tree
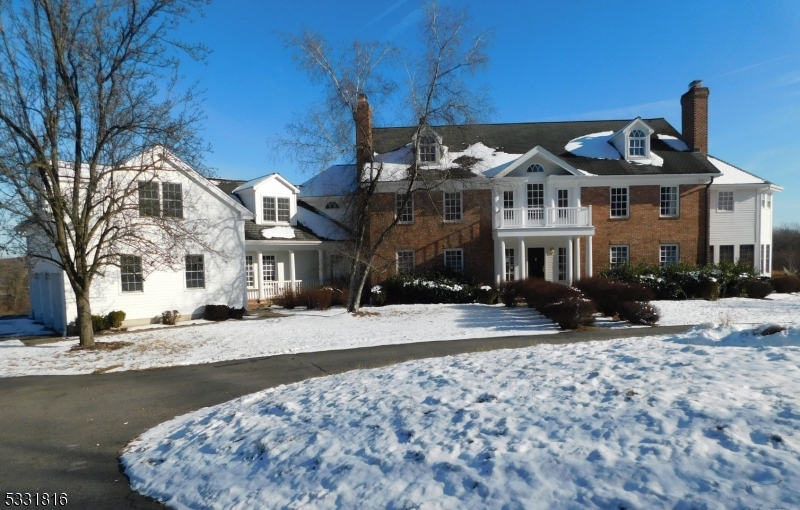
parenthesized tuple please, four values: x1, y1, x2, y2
(0, 0, 210, 346)
(276, 0, 492, 312)
(774, 223, 800, 275)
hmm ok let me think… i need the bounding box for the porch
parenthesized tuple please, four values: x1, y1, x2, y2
(246, 247, 348, 301)
(493, 232, 594, 287)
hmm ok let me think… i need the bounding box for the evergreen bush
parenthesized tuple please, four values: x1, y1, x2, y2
(105, 310, 126, 329)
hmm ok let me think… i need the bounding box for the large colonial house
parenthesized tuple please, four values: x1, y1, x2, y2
(28, 81, 780, 334)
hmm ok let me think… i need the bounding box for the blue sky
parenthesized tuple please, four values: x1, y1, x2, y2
(175, 0, 800, 226)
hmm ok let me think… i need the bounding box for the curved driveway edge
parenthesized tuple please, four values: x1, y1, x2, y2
(0, 325, 691, 509)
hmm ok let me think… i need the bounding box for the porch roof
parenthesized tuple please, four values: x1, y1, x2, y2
(243, 220, 322, 242)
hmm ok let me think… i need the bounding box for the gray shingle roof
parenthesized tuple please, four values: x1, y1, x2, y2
(243, 220, 322, 242)
(373, 119, 721, 176)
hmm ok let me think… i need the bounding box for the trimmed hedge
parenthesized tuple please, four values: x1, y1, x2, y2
(515, 279, 595, 330)
(618, 301, 660, 326)
(91, 315, 107, 332)
(745, 280, 773, 299)
(574, 277, 654, 317)
(105, 310, 126, 329)
(203, 304, 230, 321)
(382, 274, 476, 305)
(498, 281, 521, 307)
(543, 297, 596, 330)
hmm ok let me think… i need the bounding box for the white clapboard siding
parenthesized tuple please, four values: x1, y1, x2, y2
(709, 189, 757, 245)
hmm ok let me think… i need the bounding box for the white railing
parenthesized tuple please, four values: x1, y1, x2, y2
(500, 206, 591, 228)
(247, 279, 324, 301)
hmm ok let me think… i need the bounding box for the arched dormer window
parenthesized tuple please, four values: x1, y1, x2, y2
(527, 163, 544, 173)
(629, 129, 647, 157)
(325, 201, 340, 209)
(418, 134, 438, 163)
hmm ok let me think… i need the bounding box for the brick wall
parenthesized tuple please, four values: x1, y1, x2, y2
(581, 184, 708, 272)
(368, 188, 495, 285)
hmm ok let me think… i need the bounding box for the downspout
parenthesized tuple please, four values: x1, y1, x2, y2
(704, 176, 714, 265)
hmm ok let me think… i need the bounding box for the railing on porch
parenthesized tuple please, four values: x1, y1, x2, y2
(247, 279, 322, 301)
(500, 206, 591, 228)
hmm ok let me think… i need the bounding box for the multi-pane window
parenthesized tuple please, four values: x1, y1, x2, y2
(629, 129, 646, 157)
(527, 163, 544, 173)
(610, 245, 629, 267)
(245, 255, 254, 288)
(717, 191, 734, 211)
(444, 249, 464, 274)
(162, 183, 183, 218)
(262, 255, 276, 282)
(761, 245, 771, 274)
(557, 189, 569, 208)
(185, 255, 205, 289)
(527, 184, 544, 220)
(503, 191, 514, 220)
(263, 197, 291, 222)
(396, 192, 413, 223)
(719, 245, 734, 263)
(610, 187, 628, 218)
(325, 201, 340, 209)
(660, 186, 678, 217)
(397, 250, 415, 275)
(120, 255, 143, 292)
(505, 248, 515, 282)
(444, 192, 462, 221)
(557, 247, 567, 281)
(760, 194, 772, 209)
(660, 244, 679, 267)
(739, 245, 755, 266)
(138, 182, 160, 217)
(419, 134, 437, 163)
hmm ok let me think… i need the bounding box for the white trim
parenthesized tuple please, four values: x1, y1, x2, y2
(443, 248, 464, 274)
(493, 145, 582, 178)
(609, 186, 629, 218)
(659, 185, 680, 218)
(443, 191, 463, 222)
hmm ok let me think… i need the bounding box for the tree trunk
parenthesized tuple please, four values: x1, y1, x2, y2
(75, 292, 95, 347)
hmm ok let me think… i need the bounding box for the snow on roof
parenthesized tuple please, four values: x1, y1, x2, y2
(295, 206, 349, 241)
(566, 131, 663, 167)
(371, 142, 522, 180)
(657, 134, 689, 151)
(299, 165, 358, 197)
(707, 156, 767, 185)
(261, 226, 296, 239)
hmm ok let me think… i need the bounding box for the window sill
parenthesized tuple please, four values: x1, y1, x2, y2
(443, 219, 464, 223)
(659, 215, 680, 219)
(184, 287, 206, 291)
(609, 216, 629, 220)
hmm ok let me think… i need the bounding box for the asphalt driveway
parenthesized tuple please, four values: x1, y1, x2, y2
(0, 325, 690, 509)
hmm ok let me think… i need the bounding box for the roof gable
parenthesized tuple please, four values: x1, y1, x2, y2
(232, 173, 300, 194)
(492, 146, 581, 178)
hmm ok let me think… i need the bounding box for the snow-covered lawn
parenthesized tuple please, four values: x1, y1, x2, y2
(0, 304, 557, 377)
(122, 325, 800, 509)
(654, 293, 800, 327)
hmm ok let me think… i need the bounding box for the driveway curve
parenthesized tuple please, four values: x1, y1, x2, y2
(0, 325, 690, 508)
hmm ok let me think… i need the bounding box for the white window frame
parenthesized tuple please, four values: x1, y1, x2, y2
(325, 201, 339, 210)
(660, 244, 680, 267)
(444, 249, 464, 274)
(185, 254, 205, 290)
(609, 245, 629, 267)
(717, 191, 734, 212)
(505, 248, 515, 282)
(396, 192, 414, 224)
(719, 245, 734, 263)
(443, 191, 463, 222)
(610, 187, 629, 218)
(120, 255, 143, 293)
(628, 129, 647, 158)
(245, 255, 255, 288)
(418, 133, 439, 164)
(263, 196, 291, 223)
(397, 250, 415, 275)
(761, 244, 771, 275)
(659, 186, 679, 218)
(526, 163, 544, 173)
(557, 247, 567, 281)
(739, 244, 755, 266)
(262, 255, 276, 282)
(161, 182, 183, 219)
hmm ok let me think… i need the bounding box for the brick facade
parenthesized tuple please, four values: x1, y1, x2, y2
(368, 188, 495, 285)
(581, 184, 708, 271)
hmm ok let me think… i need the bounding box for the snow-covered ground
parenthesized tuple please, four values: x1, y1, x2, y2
(122, 325, 800, 509)
(654, 293, 800, 327)
(0, 304, 557, 377)
(0, 317, 56, 338)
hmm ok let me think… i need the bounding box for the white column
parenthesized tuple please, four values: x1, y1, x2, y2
(566, 237, 574, 285)
(575, 236, 581, 281)
(586, 235, 593, 277)
(256, 251, 264, 300)
(289, 251, 296, 288)
(519, 238, 526, 280)
(500, 239, 506, 283)
(318, 250, 324, 286)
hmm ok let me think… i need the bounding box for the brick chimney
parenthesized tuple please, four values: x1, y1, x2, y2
(355, 93, 373, 180)
(680, 80, 710, 154)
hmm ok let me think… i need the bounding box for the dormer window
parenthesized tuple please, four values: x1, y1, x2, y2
(628, 130, 647, 157)
(263, 196, 290, 222)
(325, 201, 340, 209)
(527, 163, 544, 173)
(419, 134, 438, 163)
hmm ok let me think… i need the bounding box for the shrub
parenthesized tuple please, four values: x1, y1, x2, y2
(307, 288, 334, 310)
(274, 288, 298, 309)
(228, 307, 246, 319)
(543, 297, 596, 330)
(203, 304, 230, 321)
(771, 276, 800, 294)
(573, 277, 654, 317)
(745, 279, 773, 299)
(518, 279, 580, 311)
(371, 285, 386, 306)
(105, 310, 126, 329)
(475, 285, 498, 305)
(161, 310, 181, 325)
(618, 301, 660, 325)
(498, 281, 521, 307)
(91, 314, 107, 332)
(382, 273, 475, 305)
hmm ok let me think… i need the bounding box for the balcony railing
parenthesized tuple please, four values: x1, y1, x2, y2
(500, 206, 592, 228)
(247, 279, 322, 301)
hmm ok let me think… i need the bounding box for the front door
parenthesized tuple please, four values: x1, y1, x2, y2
(528, 247, 545, 279)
